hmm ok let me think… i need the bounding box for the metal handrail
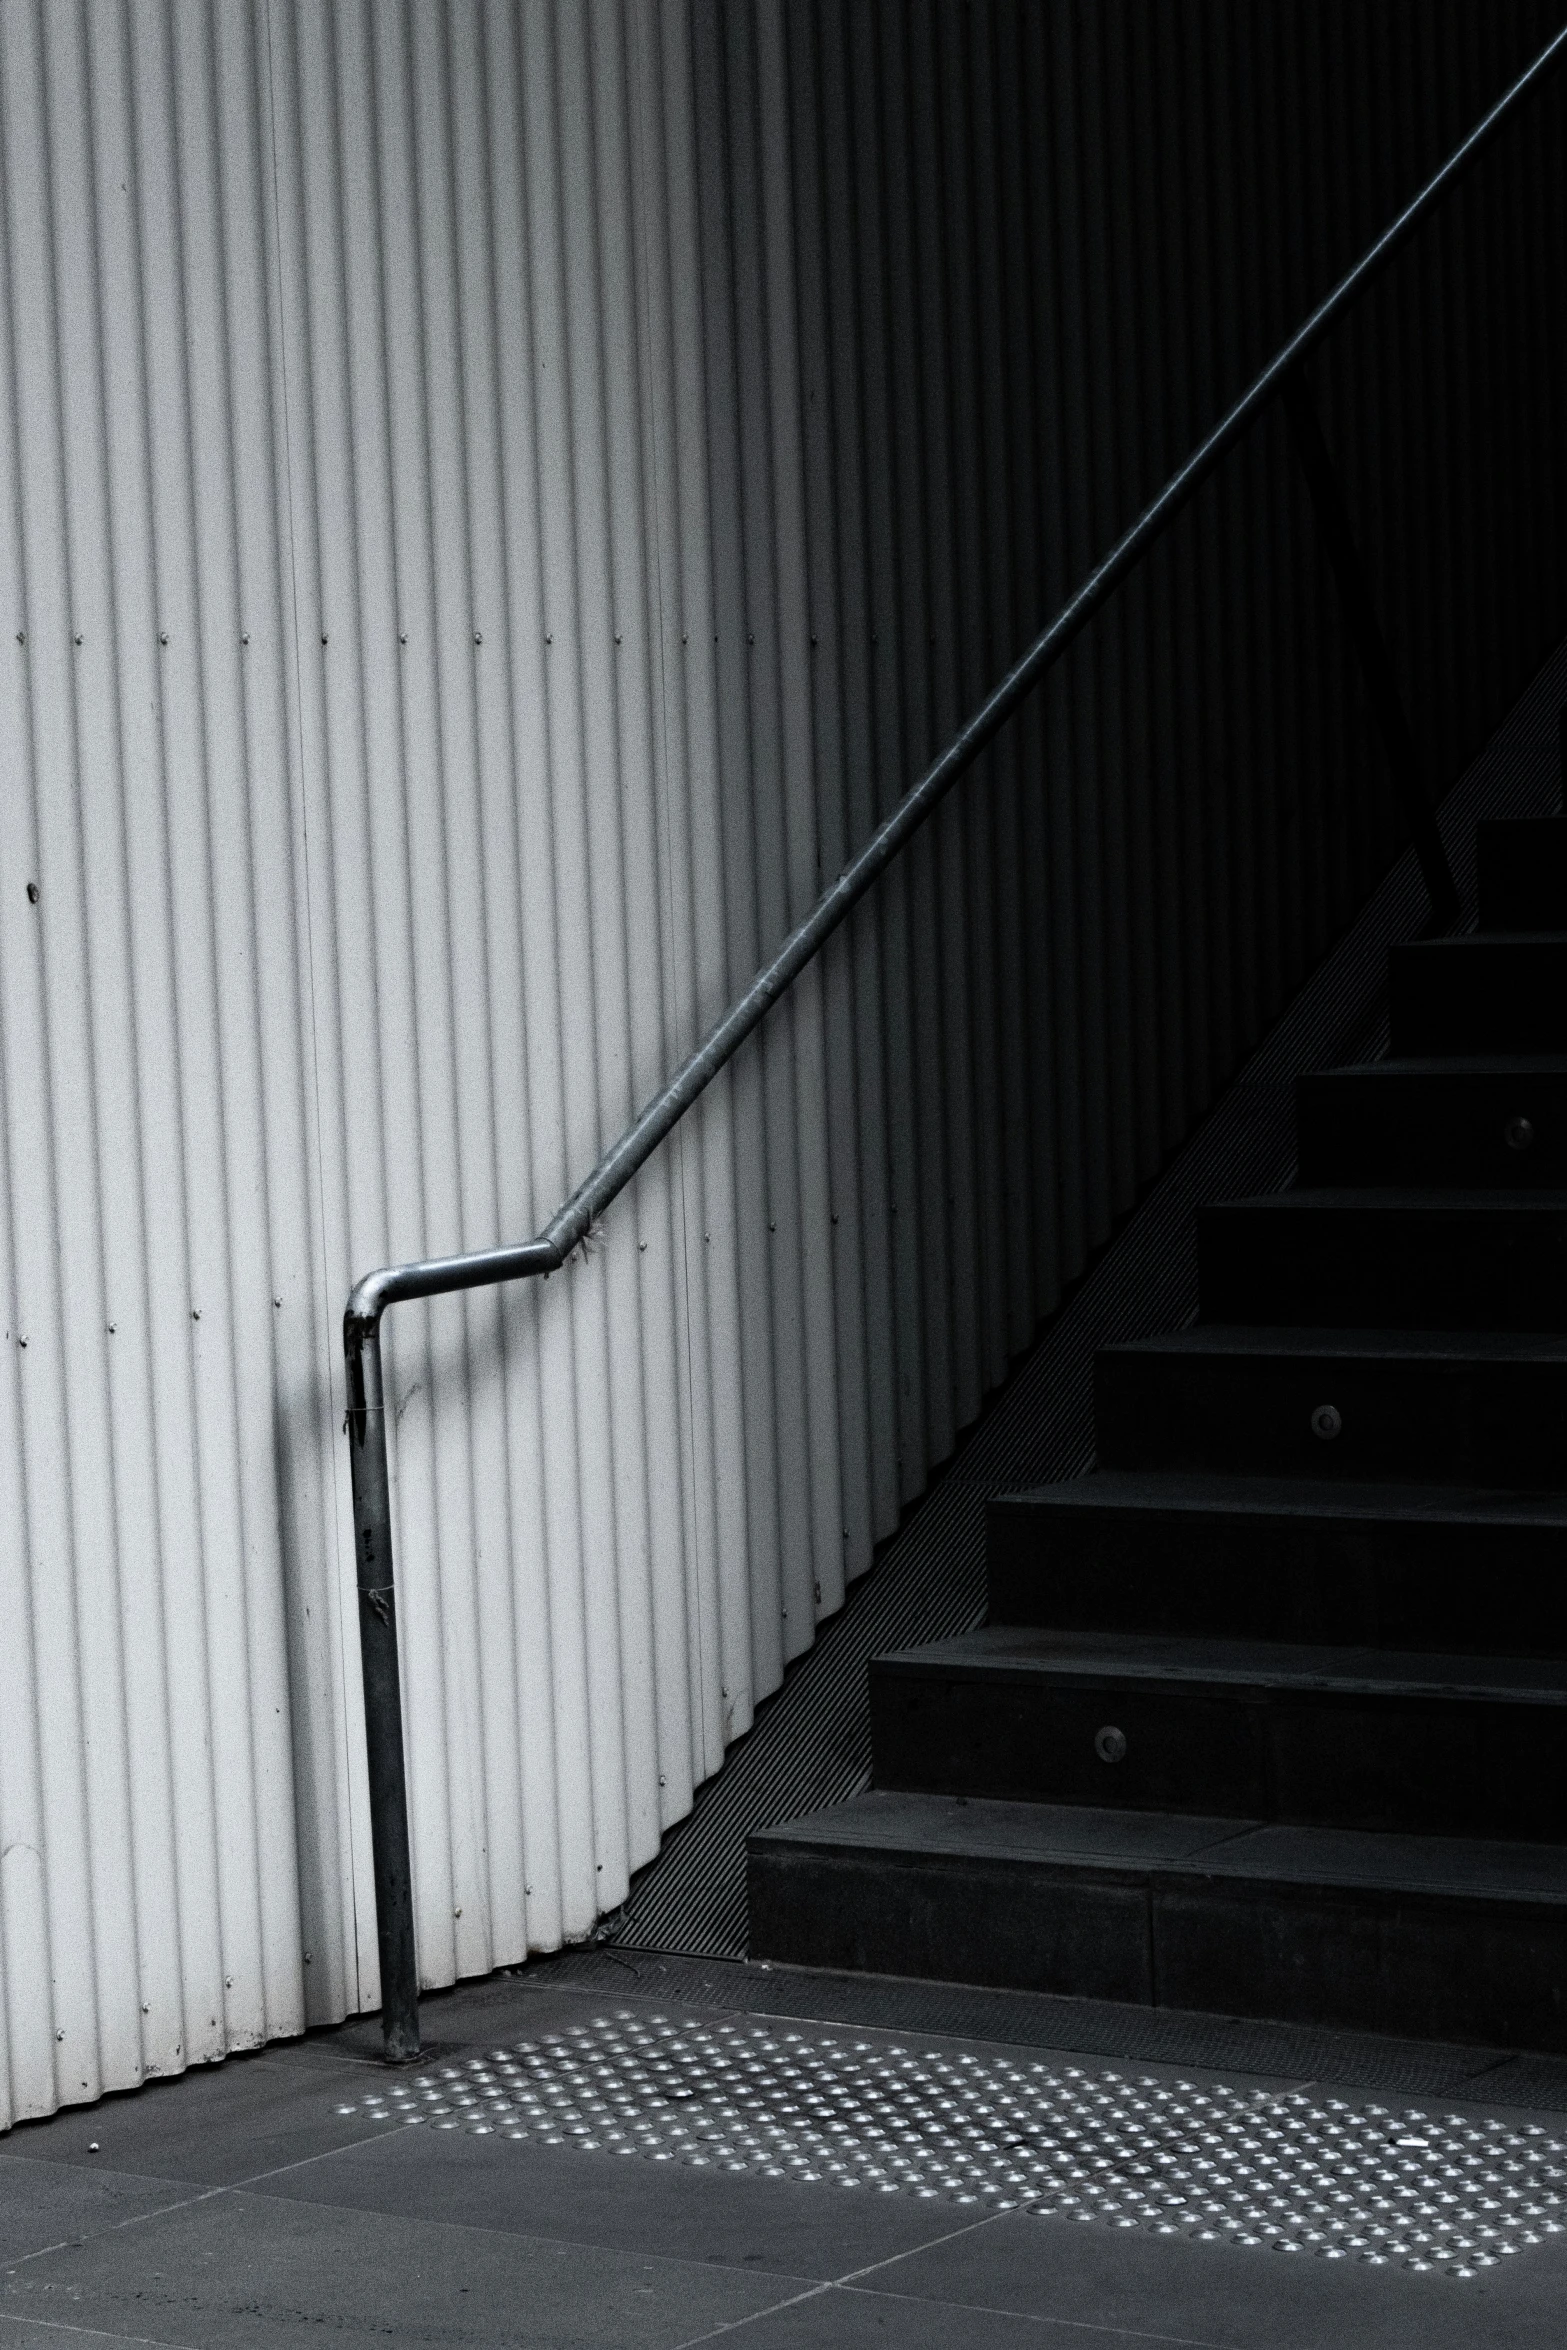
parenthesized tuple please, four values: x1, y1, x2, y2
(345, 20, 1567, 2060)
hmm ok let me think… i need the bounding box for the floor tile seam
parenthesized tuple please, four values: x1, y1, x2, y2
(0, 2187, 227, 2275)
(0, 2150, 214, 2202)
(224, 2116, 462, 2188)
(0, 2315, 192, 2349)
(662, 2211, 1022, 2349)
(668, 2278, 834, 2347)
(832, 2278, 1232, 2347)
(262, 2041, 388, 2076)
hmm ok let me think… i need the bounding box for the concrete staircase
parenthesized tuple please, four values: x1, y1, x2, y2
(749, 813, 1567, 2053)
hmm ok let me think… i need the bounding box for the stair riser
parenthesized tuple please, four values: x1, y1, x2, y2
(870, 1669, 1567, 1838)
(1095, 1349, 1567, 1488)
(747, 1842, 1567, 2051)
(1477, 817, 1567, 931)
(1389, 940, 1567, 1054)
(1297, 1068, 1567, 1186)
(749, 1843, 1154, 2004)
(985, 1496, 1567, 1653)
(1198, 1201, 1567, 1328)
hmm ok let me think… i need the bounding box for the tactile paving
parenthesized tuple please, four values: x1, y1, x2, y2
(338, 2009, 1567, 2279)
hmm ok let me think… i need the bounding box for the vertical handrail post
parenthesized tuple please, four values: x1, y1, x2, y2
(1282, 363, 1461, 929)
(345, 1309, 421, 2060)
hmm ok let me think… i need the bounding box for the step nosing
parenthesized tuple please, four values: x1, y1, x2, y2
(871, 1642, 1567, 1700)
(994, 1472, 1567, 1519)
(1102, 1326, 1567, 1360)
(753, 1797, 1567, 1904)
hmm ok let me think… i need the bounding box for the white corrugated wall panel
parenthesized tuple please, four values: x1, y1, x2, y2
(1, 0, 1565, 2127)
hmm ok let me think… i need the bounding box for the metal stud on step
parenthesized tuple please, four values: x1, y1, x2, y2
(1094, 1725, 1128, 1764)
(1311, 1404, 1343, 1440)
(1505, 1115, 1535, 1152)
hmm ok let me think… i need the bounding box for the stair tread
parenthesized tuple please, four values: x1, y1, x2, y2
(1399, 932, 1567, 948)
(873, 1626, 1567, 1701)
(1105, 1325, 1567, 1362)
(1316, 1055, 1567, 1074)
(1306, 1057, 1567, 1081)
(753, 1790, 1567, 1903)
(996, 1469, 1567, 1524)
(1209, 1187, 1567, 1212)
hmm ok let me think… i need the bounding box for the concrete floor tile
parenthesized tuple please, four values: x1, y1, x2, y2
(0, 2184, 799, 2350)
(854, 2204, 1567, 2348)
(0, 2154, 192, 2265)
(252, 2125, 990, 2280)
(670, 2279, 1217, 2346)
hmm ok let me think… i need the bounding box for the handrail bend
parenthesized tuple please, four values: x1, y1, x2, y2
(345, 21, 1567, 2060)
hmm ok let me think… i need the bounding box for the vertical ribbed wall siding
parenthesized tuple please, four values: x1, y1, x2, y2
(0, 0, 1563, 2127)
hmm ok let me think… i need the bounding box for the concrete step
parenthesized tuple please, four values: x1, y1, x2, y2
(985, 1472, 1567, 1654)
(1477, 815, 1567, 930)
(1196, 1189, 1567, 1327)
(1095, 1326, 1567, 1489)
(747, 1790, 1567, 2050)
(869, 1627, 1567, 1838)
(1391, 936, 1567, 1054)
(1297, 1058, 1567, 1186)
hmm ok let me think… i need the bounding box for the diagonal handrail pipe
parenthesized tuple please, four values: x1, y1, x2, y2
(345, 20, 1567, 2060)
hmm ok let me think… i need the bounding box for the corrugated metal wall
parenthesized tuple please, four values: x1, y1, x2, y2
(1, 0, 1564, 2127)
